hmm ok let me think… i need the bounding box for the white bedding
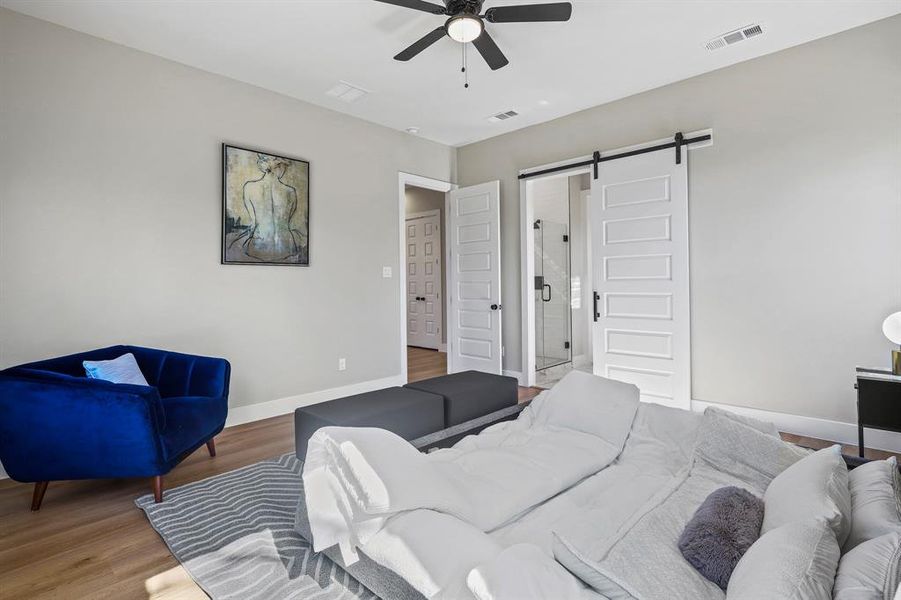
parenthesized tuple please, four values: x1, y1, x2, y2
(301, 372, 806, 600)
(303, 372, 640, 564)
(490, 401, 701, 554)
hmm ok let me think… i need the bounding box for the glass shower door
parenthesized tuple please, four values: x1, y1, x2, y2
(534, 220, 572, 370)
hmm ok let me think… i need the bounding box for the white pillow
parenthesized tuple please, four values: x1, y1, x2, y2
(834, 532, 901, 600)
(845, 456, 901, 551)
(762, 445, 851, 547)
(83, 352, 149, 386)
(726, 519, 840, 600)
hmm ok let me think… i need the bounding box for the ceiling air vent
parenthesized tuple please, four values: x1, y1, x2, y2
(742, 24, 764, 38)
(488, 110, 519, 123)
(325, 81, 370, 104)
(706, 23, 765, 51)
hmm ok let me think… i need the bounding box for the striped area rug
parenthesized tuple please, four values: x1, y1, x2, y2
(136, 453, 376, 600)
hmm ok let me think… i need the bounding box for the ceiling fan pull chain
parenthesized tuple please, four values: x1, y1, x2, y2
(462, 42, 469, 89)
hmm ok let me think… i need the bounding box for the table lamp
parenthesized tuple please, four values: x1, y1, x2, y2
(883, 311, 901, 375)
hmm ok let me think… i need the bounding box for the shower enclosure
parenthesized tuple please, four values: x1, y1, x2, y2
(534, 219, 572, 370)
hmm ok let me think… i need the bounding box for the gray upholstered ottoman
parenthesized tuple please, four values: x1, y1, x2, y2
(294, 387, 444, 458)
(405, 370, 518, 427)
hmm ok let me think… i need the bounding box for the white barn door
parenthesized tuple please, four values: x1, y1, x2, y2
(448, 181, 502, 375)
(590, 150, 691, 409)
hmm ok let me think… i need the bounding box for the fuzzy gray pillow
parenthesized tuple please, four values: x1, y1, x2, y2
(678, 486, 764, 590)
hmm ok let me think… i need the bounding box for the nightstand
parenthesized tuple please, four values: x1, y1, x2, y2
(855, 368, 901, 458)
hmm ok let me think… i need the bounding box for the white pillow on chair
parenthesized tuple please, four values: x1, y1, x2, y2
(83, 353, 149, 386)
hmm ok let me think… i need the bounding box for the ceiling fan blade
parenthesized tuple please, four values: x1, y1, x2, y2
(484, 2, 572, 23)
(373, 0, 447, 15)
(394, 27, 447, 61)
(472, 30, 509, 71)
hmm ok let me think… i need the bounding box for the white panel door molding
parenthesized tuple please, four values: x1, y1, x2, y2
(406, 212, 442, 350)
(590, 151, 690, 409)
(448, 181, 502, 375)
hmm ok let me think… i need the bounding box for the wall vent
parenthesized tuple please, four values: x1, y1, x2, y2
(325, 81, 370, 103)
(706, 23, 764, 51)
(488, 110, 519, 123)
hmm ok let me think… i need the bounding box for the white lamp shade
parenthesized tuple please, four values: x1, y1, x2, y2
(883, 311, 901, 345)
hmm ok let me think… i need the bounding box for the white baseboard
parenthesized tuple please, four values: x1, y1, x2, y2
(692, 399, 901, 453)
(225, 374, 405, 428)
(503, 369, 524, 386)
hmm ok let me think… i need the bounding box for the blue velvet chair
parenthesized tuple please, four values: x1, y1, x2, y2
(0, 345, 230, 510)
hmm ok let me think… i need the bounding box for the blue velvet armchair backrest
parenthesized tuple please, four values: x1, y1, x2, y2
(12, 345, 231, 401)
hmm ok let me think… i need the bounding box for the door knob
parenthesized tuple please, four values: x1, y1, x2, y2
(490, 304, 502, 310)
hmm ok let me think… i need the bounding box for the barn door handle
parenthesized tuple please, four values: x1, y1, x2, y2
(593, 292, 600, 322)
(542, 284, 552, 302)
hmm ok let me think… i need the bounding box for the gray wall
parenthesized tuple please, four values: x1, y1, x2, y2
(0, 9, 455, 408)
(458, 15, 901, 424)
(404, 185, 447, 344)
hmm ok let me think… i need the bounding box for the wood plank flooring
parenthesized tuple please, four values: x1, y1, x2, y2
(407, 346, 447, 382)
(0, 350, 894, 598)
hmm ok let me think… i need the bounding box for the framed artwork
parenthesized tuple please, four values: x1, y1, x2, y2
(222, 144, 310, 266)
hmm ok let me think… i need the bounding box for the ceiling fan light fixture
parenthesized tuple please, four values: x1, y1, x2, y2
(446, 15, 483, 43)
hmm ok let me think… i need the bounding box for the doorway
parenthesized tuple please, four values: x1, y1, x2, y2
(519, 130, 709, 402)
(398, 173, 503, 383)
(404, 183, 449, 381)
(527, 174, 594, 387)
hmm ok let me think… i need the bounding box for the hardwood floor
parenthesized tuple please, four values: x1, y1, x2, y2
(407, 346, 447, 382)
(0, 355, 893, 598)
(0, 415, 297, 599)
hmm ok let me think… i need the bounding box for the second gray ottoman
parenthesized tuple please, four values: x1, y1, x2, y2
(405, 370, 518, 427)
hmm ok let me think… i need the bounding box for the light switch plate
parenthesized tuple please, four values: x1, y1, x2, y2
(382, 267, 392, 278)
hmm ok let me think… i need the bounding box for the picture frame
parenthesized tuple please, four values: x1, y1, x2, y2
(221, 143, 310, 266)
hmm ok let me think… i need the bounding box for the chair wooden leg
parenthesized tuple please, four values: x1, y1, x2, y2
(206, 438, 217, 457)
(152, 475, 163, 503)
(31, 481, 49, 511)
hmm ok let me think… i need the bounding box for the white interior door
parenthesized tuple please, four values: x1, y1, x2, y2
(590, 150, 690, 409)
(406, 212, 442, 350)
(448, 181, 502, 374)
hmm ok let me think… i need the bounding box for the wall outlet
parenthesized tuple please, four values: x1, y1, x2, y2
(338, 358, 346, 371)
(382, 266, 392, 278)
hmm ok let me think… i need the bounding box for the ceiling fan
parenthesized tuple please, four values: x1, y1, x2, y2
(375, 0, 573, 71)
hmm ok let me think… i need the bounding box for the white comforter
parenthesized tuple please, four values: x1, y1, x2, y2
(303, 371, 640, 565)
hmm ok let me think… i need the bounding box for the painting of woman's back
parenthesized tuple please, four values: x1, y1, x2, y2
(223, 144, 310, 266)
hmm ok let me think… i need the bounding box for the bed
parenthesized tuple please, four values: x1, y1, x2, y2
(296, 371, 901, 600)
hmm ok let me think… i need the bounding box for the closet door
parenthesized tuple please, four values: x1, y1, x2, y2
(406, 213, 442, 350)
(590, 150, 690, 409)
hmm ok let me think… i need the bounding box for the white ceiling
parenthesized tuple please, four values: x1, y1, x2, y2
(3, 0, 899, 146)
